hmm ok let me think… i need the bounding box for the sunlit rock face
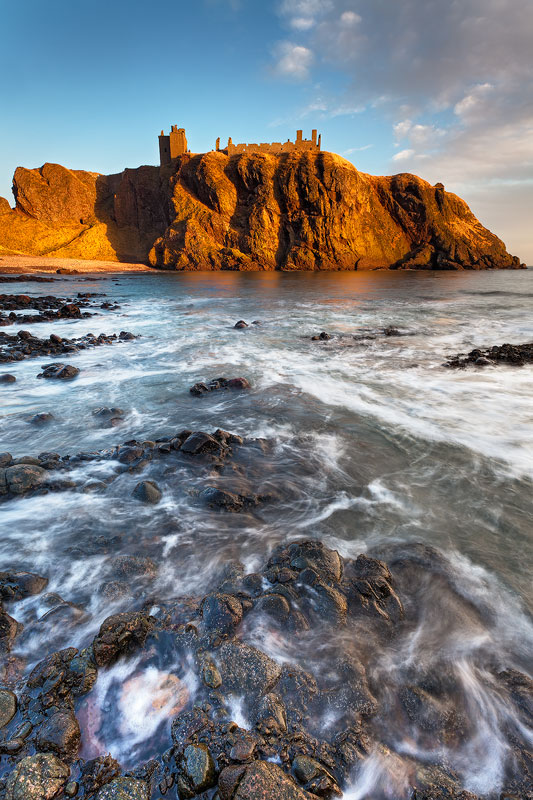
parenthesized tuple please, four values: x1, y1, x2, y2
(0, 153, 524, 270)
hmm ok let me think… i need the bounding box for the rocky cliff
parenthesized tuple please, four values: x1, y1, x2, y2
(0, 153, 524, 270)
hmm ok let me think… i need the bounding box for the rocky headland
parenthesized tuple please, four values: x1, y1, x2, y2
(0, 154, 524, 271)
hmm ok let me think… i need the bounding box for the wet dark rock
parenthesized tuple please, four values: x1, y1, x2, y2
(119, 331, 136, 340)
(5, 753, 70, 800)
(292, 755, 340, 796)
(0, 571, 48, 601)
(252, 692, 287, 735)
(109, 555, 157, 579)
(269, 541, 342, 584)
(202, 593, 243, 636)
(0, 329, 138, 364)
(4, 464, 46, 495)
(229, 735, 257, 762)
(171, 708, 209, 746)
(298, 572, 348, 625)
(176, 743, 216, 797)
(445, 342, 533, 368)
(181, 431, 225, 456)
(383, 326, 401, 336)
(92, 611, 156, 667)
(234, 320, 249, 329)
(214, 429, 244, 446)
(189, 377, 252, 396)
(35, 709, 81, 761)
(311, 332, 331, 341)
(95, 777, 149, 799)
(0, 452, 13, 468)
(37, 363, 80, 380)
(223, 761, 313, 800)
(25, 646, 97, 703)
(29, 412, 55, 426)
(0, 373, 16, 383)
(343, 554, 403, 622)
(199, 487, 256, 512)
(498, 669, 533, 720)
(254, 593, 291, 625)
(132, 480, 162, 504)
(1, 607, 26, 650)
(216, 640, 282, 696)
(202, 658, 223, 689)
(11, 455, 42, 466)
(0, 688, 17, 728)
(117, 445, 144, 464)
(78, 754, 121, 796)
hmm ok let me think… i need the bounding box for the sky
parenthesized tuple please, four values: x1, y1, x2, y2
(1, 0, 531, 262)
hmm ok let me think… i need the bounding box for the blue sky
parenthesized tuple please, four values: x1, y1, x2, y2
(1, 0, 532, 261)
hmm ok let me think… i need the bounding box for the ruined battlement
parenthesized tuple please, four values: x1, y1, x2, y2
(158, 125, 321, 165)
(217, 129, 321, 156)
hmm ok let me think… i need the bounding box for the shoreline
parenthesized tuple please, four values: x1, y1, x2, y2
(0, 255, 153, 275)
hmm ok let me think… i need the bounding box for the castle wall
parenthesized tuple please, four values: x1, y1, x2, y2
(223, 130, 320, 157)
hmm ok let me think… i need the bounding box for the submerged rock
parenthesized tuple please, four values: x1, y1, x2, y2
(445, 342, 533, 368)
(0, 688, 17, 728)
(95, 777, 149, 800)
(37, 363, 80, 380)
(5, 753, 69, 800)
(190, 377, 252, 396)
(132, 480, 162, 504)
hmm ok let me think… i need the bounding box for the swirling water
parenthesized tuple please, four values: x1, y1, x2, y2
(1, 268, 532, 796)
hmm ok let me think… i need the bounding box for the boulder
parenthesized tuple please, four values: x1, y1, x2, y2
(95, 778, 149, 800)
(92, 611, 155, 667)
(220, 761, 313, 800)
(35, 709, 81, 761)
(4, 464, 46, 495)
(0, 688, 17, 728)
(5, 753, 69, 800)
(0, 571, 48, 600)
(38, 363, 80, 380)
(201, 593, 243, 635)
(177, 743, 216, 798)
(0, 373, 16, 383)
(216, 640, 282, 696)
(181, 431, 224, 456)
(132, 480, 162, 504)
(29, 412, 55, 426)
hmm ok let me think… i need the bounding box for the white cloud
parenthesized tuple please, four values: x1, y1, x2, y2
(290, 17, 315, 30)
(454, 83, 494, 119)
(271, 0, 533, 259)
(392, 149, 415, 161)
(343, 144, 373, 155)
(273, 41, 314, 79)
(340, 11, 361, 26)
(279, 0, 333, 31)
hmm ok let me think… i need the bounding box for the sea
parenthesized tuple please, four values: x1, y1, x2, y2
(1, 268, 532, 797)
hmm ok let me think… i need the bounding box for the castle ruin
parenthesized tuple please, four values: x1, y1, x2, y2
(159, 125, 189, 165)
(217, 129, 321, 156)
(159, 126, 321, 166)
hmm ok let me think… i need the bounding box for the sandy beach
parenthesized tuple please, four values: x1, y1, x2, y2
(0, 254, 154, 274)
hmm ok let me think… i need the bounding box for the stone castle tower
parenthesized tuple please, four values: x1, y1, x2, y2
(159, 125, 188, 166)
